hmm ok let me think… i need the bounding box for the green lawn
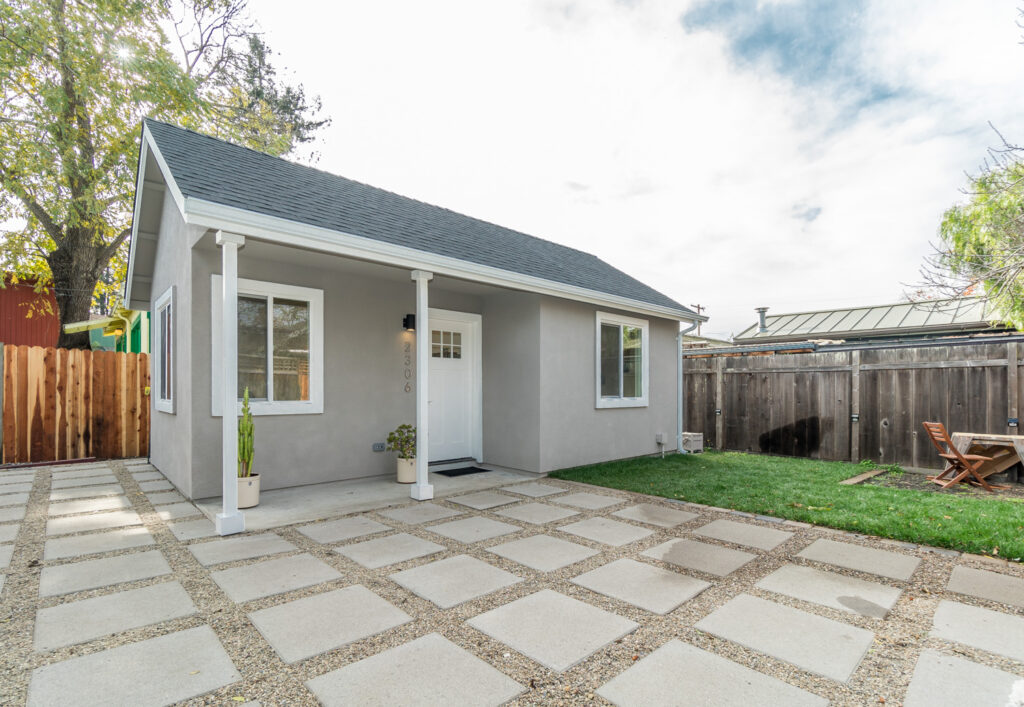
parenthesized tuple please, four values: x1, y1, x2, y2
(549, 451, 1024, 560)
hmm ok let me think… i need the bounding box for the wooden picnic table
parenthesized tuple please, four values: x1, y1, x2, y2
(949, 432, 1024, 487)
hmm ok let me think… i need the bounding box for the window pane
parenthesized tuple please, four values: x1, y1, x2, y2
(432, 330, 441, 344)
(432, 344, 441, 358)
(160, 306, 170, 400)
(622, 325, 642, 398)
(273, 298, 310, 401)
(600, 324, 620, 397)
(238, 296, 268, 399)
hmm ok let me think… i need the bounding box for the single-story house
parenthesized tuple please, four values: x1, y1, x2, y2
(125, 119, 705, 534)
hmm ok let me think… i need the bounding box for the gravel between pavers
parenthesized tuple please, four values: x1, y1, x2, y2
(1, 461, 1023, 706)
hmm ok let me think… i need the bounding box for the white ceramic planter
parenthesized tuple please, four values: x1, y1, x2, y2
(397, 458, 416, 484)
(238, 474, 260, 508)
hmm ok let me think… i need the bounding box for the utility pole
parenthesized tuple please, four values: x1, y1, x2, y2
(690, 304, 705, 336)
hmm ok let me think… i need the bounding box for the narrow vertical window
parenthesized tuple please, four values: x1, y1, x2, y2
(596, 312, 649, 408)
(154, 287, 174, 413)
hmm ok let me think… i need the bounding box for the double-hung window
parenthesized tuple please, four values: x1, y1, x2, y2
(212, 276, 324, 415)
(595, 311, 649, 408)
(154, 286, 175, 413)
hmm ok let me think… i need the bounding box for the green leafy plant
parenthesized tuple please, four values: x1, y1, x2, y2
(386, 424, 416, 460)
(238, 387, 255, 478)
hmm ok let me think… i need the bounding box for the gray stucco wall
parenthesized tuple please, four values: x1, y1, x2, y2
(538, 297, 678, 473)
(148, 196, 193, 497)
(188, 241, 483, 498)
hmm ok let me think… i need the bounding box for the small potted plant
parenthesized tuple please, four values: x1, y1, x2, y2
(237, 387, 260, 507)
(387, 424, 416, 483)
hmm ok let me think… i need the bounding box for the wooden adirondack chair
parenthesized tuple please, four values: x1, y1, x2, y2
(922, 422, 1000, 491)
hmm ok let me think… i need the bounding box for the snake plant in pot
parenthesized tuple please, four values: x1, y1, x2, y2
(387, 424, 416, 483)
(237, 387, 260, 508)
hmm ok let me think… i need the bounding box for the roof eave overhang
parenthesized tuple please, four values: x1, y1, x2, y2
(181, 196, 707, 323)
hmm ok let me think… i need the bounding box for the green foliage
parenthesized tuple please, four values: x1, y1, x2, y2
(858, 459, 904, 476)
(551, 451, 1024, 560)
(386, 424, 416, 460)
(238, 387, 255, 477)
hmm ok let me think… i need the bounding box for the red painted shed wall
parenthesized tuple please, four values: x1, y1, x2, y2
(0, 278, 60, 347)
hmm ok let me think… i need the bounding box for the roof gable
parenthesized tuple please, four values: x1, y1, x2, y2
(141, 119, 695, 318)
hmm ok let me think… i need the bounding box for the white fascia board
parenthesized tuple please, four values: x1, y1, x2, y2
(182, 197, 708, 324)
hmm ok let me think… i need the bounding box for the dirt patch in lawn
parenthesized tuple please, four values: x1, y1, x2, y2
(864, 470, 1024, 500)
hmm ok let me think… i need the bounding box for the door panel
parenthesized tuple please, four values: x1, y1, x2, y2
(428, 317, 475, 461)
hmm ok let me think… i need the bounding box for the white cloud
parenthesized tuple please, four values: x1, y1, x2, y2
(246, 0, 1024, 339)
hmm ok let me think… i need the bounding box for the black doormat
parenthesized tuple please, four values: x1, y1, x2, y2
(434, 466, 490, 477)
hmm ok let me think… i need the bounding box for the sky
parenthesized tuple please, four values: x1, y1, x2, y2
(246, 0, 1024, 340)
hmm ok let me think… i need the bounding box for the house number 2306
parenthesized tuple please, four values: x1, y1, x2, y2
(403, 341, 412, 393)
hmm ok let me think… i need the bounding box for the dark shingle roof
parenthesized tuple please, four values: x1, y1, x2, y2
(144, 119, 693, 316)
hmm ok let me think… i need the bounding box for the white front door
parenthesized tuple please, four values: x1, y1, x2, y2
(427, 310, 481, 462)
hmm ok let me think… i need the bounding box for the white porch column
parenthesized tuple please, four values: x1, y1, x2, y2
(411, 270, 434, 500)
(215, 231, 246, 535)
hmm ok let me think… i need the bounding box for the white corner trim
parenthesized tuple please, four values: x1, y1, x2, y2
(154, 286, 175, 414)
(211, 274, 324, 417)
(595, 310, 650, 409)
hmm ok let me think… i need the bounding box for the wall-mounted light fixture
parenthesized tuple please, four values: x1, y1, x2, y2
(402, 314, 416, 331)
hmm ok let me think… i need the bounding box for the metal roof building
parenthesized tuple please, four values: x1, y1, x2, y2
(734, 297, 1009, 344)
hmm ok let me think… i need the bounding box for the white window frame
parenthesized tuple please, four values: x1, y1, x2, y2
(211, 275, 324, 416)
(595, 311, 650, 409)
(154, 286, 175, 413)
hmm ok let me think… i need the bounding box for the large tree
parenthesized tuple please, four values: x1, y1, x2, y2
(920, 131, 1024, 329)
(0, 0, 327, 347)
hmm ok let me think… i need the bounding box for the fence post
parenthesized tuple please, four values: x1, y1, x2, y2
(850, 350, 860, 462)
(1009, 342, 1019, 435)
(714, 356, 724, 450)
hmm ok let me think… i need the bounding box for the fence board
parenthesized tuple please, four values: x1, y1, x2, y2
(0, 345, 150, 464)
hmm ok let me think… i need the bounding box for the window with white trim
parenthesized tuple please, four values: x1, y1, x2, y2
(595, 311, 649, 408)
(212, 276, 324, 416)
(154, 286, 174, 413)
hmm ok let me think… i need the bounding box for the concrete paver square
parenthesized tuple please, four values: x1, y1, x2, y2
(553, 492, 624, 510)
(390, 554, 522, 608)
(468, 589, 638, 672)
(50, 474, 117, 489)
(307, 632, 525, 706)
(26, 625, 240, 707)
(695, 594, 874, 682)
(495, 502, 579, 525)
(334, 533, 445, 569)
(248, 585, 411, 663)
(448, 491, 518, 510)
(572, 559, 711, 614)
(51, 468, 114, 480)
(49, 484, 123, 501)
(757, 564, 902, 618)
(0, 506, 26, 523)
(694, 518, 793, 551)
(0, 482, 33, 494)
(156, 502, 202, 521)
(211, 552, 341, 603)
(379, 502, 461, 524)
(190, 533, 297, 566)
(0, 493, 29, 508)
(502, 482, 565, 498)
(797, 538, 920, 581)
(642, 538, 756, 577)
(947, 565, 1024, 609)
(168, 518, 217, 541)
(931, 600, 1024, 663)
(0, 544, 12, 569)
(0, 525, 19, 543)
(39, 549, 171, 597)
(43, 527, 155, 561)
(903, 650, 1024, 707)
(427, 517, 520, 543)
(34, 581, 196, 651)
(612, 503, 698, 528)
(47, 496, 129, 516)
(138, 479, 174, 492)
(558, 517, 653, 547)
(0, 472, 35, 485)
(147, 490, 187, 506)
(297, 516, 390, 544)
(597, 639, 828, 707)
(45, 509, 142, 536)
(487, 534, 600, 572)
(130, 471, 165, 482)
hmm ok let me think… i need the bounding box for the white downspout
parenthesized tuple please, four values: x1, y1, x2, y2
(677, 319, 700, 454)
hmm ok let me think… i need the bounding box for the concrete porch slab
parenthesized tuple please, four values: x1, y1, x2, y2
(597, 639, 828, 707)
(306, 633, 525, 706)
(467, 589, 638, 672)
(572, 559, 711, 614)
(756, 564, 902, 618)
(196, 469, 533, 531)
(390, 554, 522, 608)
(612, 503, 699, 528)
(903, 650, 1024, 707)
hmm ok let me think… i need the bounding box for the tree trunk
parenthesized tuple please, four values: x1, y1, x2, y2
(47, 239, 106, 349)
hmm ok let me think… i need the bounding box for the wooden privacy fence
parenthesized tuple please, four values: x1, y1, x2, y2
(1, 344, 150, 464)
(683, 339, 1023, 470)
